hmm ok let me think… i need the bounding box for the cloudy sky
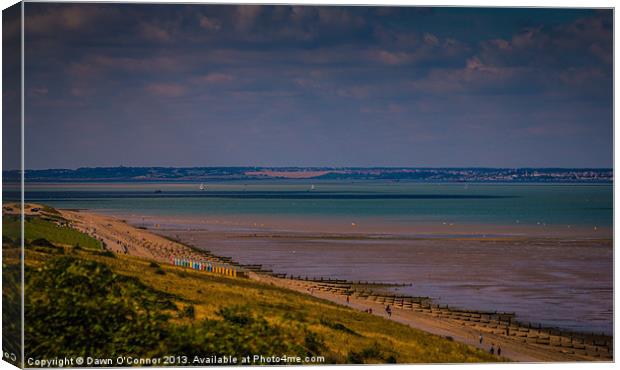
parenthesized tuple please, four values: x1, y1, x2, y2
(20, 3, 613, 169)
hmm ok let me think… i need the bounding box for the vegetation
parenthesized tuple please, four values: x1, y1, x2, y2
(23, 251, 495, 364)
(3, 215, 101, 250)
(15, 209, 496, 365)
(26, 255, 176, 358)
(2, 236, 21, 367)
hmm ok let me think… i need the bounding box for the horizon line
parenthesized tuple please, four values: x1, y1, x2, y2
(7, 166, 615, 171)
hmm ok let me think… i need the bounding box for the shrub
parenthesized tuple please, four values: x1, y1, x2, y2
(346, 350, 364, 364)
(2, 262, 21, 366)
(31, 238, 55, 247)
(346, 342, 392, 364)
(28, 238, 64, 254)
(97, 250, 116, 258)
(304, 331, 325, 356)
(182, 305, 195, 320)
(25, 256, 177, 359)
(164, 305, 308, 359)
(41, 205, 61, 215)
(320, 317, 360, 336)
(219, 306, 254, 326)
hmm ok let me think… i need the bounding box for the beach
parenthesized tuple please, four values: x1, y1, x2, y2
(155, 225, 613, 334)
(56, 207, 613, 362)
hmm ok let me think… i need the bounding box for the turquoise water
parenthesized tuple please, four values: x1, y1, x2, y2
(24, 182, 612, 230)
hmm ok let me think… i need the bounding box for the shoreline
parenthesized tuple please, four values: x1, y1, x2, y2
(107, 210, 613, 240)
(135, 214, 612, 335)
(56, 207, 613, 362)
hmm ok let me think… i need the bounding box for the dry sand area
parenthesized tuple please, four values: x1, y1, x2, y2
(60, 209, 205, 263)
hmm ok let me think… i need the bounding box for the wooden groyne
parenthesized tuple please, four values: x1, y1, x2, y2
(287, 274, 412, 287)
(295, 279, 613, 360)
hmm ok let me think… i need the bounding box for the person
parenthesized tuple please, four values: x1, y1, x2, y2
(497, 346, 502, 357)
(385, 305, 392, 318)
(489, 344, 495, 355)
(479, 333, 483, 344)
(346, 295, 350, 304)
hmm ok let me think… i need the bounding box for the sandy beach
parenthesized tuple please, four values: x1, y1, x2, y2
(56, 207, 613, 362)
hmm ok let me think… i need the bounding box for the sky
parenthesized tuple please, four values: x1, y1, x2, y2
(14, 3, 614, 169)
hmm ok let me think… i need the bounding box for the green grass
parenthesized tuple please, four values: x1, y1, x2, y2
(3, 215, 101, 250)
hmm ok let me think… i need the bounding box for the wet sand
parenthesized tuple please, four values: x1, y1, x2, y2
(115, 212, 612, 239)
(112, 213, 614, 335)
(163, 230, 612, 334)
(58, 208, 613, 362)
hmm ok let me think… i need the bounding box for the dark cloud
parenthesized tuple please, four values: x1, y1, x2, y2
(22, 4, 612, 169)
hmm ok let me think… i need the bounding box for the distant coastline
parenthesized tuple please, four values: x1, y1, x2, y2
(4, 166, 613, 183)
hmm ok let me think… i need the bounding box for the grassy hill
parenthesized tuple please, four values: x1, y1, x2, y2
(4, 208, 496, 365)
(4, 213, 101, 250)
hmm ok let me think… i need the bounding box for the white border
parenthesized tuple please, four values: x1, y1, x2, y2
(20, 0, 24, 367)
(0, 1, 616, 370)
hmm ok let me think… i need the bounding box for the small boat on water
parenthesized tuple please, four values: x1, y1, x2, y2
(310, 184, 316, 191)
(199, 183, 206, 191)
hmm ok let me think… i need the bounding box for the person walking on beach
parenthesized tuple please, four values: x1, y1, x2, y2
(479, 333, 483, 344)
(346, 295, 350, 304)
(385, 305, 392, 318)
(489, 344, 495, 355)
(497, 346, 501, 357)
